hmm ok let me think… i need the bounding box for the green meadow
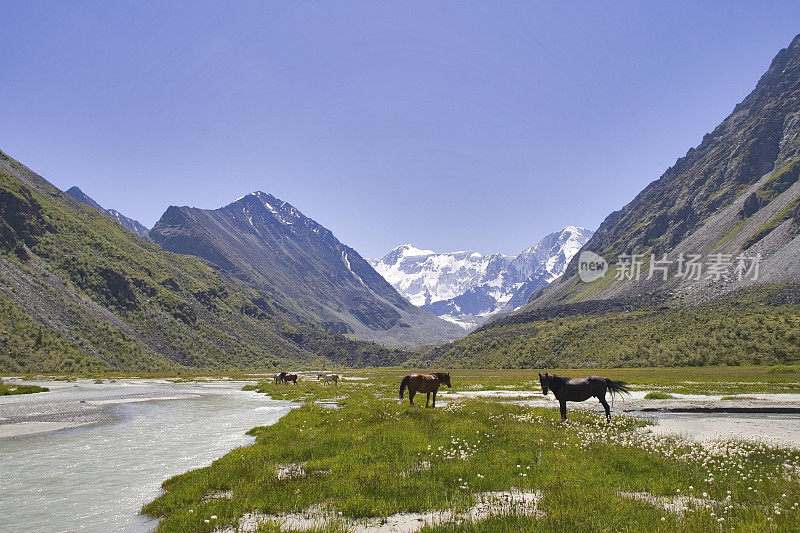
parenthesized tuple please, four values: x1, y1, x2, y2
(0, 378, 48, 395)
(143, 368, 800, 532)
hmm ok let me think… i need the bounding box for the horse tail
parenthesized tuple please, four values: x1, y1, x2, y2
(400, 375, 410, 399)
(604, 378, 630, 400)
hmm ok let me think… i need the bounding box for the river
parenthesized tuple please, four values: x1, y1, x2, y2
(0, 379, 293, 533)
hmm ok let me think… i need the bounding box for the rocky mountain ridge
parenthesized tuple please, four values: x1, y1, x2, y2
(423, 34, 800, 368)
(150, 192, 463, 347)
(0, 150, 410, 372)
(518, 33, 800, 312)
(65, 186, 150, 239)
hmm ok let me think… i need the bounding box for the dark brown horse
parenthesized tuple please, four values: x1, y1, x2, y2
(539, 372, 629, 421)
(400, 372, 451, 407)
(274, 372, 298, 385)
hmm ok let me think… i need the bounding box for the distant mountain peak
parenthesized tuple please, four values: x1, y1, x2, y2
(379, 244, 436, 263)
(64, 186, 150, 240)
(65, 186, 104, 211)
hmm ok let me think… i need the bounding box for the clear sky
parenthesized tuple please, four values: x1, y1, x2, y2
(2, 2, 799, 258)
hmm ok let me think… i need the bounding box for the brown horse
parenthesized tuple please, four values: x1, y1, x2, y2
(539, 372, 629, 421)
(274, 372, 298, 385)
(399, 372, 451, 407)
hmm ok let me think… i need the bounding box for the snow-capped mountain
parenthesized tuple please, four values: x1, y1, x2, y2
(369, 226, 593, 329)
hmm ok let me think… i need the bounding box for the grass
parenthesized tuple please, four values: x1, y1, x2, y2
(743, 195, 800, 249)
(714, 219, 745, 250)
(247, 365, 800, 396)
(754, 157, 800, 205)
(0, 382, 48, 395)
(12, 365, 800, 394)
(423, 286, 800, 369)
(142, 370, 800, 532)
(644, 392, 675, 400)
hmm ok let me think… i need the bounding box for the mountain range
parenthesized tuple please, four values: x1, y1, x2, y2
(149, 192, 462, 347)
(527, 33, 800, 308)
(0, 152, 435, 373)
(368, 226, 592, 329)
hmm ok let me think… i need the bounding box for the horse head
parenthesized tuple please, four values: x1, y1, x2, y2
(440, 372, 451, 388)
(539, 372, 549, 396)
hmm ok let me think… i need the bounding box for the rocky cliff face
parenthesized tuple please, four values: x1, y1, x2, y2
(421, 35, 800, 368)
(151, 192, 463, 347)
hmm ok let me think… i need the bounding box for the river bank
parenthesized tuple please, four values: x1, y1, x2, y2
(0, 379, 294, 532)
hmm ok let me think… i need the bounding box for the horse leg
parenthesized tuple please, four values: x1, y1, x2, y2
(432, 390, 437, 408)
(409, 391, 415, 406)
(599, 396, 611, 421)
(559, 400, 567, 421)
(426, 392, 430, 408)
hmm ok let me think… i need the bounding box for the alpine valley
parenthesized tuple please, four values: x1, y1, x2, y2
(2, 35, 800, 373)
(368, 226, 593, 329)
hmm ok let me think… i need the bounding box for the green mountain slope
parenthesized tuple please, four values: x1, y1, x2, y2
(0, 150, 408, 373)
(422, 286, 800, 368)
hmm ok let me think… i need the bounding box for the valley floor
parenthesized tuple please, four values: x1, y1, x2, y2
(142, 367, 800, 532)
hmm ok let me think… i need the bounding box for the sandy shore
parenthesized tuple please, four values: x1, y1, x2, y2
(0, 420, 96, 438)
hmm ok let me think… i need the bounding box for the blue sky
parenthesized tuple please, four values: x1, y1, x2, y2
(2, 1, 799, 257)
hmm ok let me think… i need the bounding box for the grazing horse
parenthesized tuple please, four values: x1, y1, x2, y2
(400, 372, 451, 407)
(318, 373, 339, 385)
(274, 372, 298, 385)
(539, 372, 629, 421)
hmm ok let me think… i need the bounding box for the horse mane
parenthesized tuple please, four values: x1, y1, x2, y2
(544, 372, 566, 390)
